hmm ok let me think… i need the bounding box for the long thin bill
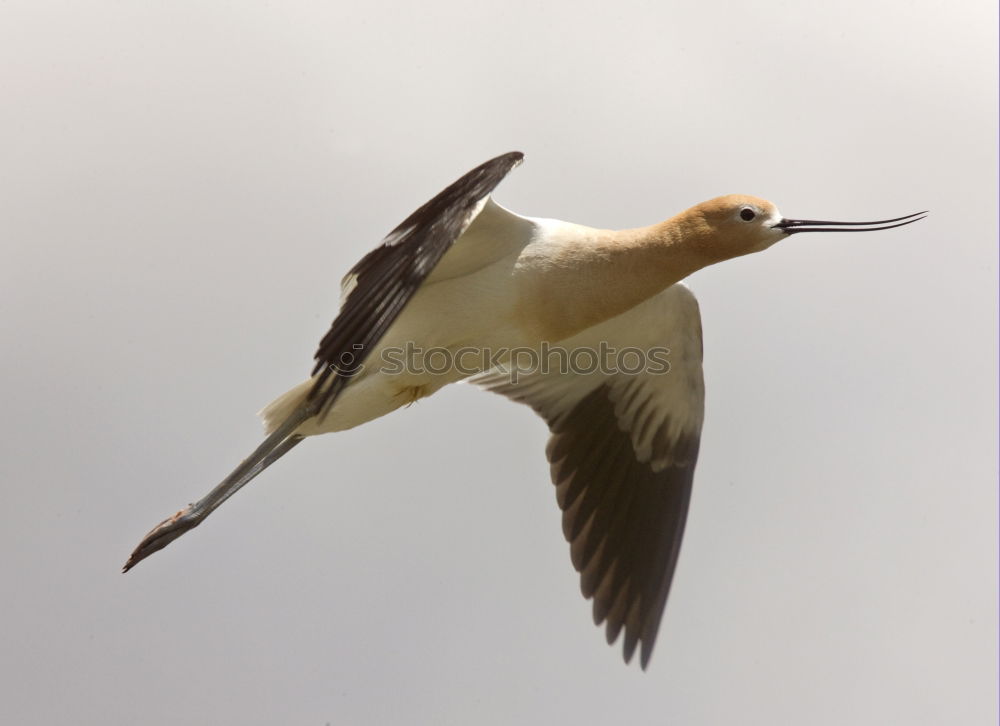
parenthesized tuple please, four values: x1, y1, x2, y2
(774, 211, 927, 234)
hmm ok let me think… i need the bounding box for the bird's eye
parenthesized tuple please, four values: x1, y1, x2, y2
(739, 207, 756, 222)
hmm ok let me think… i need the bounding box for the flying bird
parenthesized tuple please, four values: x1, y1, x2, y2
(124, 152, 925, 669)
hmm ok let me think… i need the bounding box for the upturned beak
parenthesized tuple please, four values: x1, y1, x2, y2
(773, 211, 927, 234)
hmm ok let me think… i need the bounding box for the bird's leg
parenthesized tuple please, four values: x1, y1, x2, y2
(123, 400, 320, 572)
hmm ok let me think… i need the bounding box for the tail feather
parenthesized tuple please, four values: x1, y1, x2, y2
(259, 380, 312, 435)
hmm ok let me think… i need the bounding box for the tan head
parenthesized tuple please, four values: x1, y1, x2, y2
(676, 194, 926, 264)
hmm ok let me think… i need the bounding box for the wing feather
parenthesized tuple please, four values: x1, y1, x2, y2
(475, 284, 705, 668)
(308, 151, 523, 416)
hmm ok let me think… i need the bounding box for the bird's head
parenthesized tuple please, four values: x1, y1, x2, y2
(682, 194, 925, 263)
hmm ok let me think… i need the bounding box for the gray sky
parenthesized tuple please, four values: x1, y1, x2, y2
(1, 1, 996, 724)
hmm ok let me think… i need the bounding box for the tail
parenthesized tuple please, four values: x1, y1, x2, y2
(259, 379, 313, 435)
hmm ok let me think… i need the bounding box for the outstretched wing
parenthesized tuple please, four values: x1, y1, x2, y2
(474, 284, 705, 669)
(309, 151, 524, 416)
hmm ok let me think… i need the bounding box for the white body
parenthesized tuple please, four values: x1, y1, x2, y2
(262, 199, 698, 437)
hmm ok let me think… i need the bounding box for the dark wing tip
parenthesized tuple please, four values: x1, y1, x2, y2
(384, 150, 524, 237)
(545, 385, 700, 671)
(486, 150, 525, 166)
(504, 150, 525, 165)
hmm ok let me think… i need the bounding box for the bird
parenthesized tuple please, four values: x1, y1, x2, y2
(123, 151, 925, 669)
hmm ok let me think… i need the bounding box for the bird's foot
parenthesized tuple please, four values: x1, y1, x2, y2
(122, 506, 200, 573)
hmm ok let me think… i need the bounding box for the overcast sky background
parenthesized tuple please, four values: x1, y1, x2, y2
(1, 2, 996, 724)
